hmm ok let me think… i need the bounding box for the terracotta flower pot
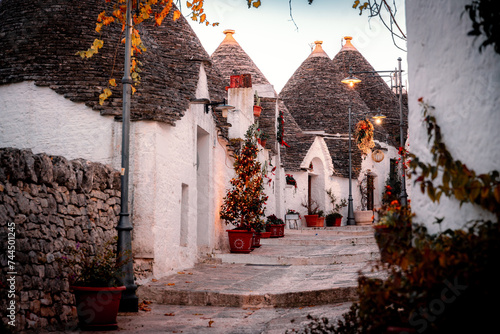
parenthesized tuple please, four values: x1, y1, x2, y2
(227, 229, 253, 253)
(305, 214, 322, 227)
(71, 286, 126, 329)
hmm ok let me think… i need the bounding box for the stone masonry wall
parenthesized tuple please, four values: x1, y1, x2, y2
(0, 148, 121, 332)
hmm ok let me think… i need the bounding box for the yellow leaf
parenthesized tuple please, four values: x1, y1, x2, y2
(167, 283, 175, 286)
(173, 10, 181, 21)
(109, 78, 117, 87)
(200, 13, 206, 23)
(177, 271, 185, 274)
(131, 85, 136, 95)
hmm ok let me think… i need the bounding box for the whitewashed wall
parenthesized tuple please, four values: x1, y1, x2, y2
(0, 81, 118, 166)
(406, 0, 500, 233)
(0, 66, 237, 279)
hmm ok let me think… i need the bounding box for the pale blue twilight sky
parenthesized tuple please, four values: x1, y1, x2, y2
(185, 0, 407, 93)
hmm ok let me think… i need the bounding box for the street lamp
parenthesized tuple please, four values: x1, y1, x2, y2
(117, 0, 138, 312)
(341, 58, 408, 210)
(191, 98, 235, 117)
(341, 68, 360, 226)
(372, 108, 387, 125)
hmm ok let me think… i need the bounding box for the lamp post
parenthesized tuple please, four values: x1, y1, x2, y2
(397, 57, 408, 207)
(341, 70, 361, 225)
(117, 0, 138, 312)
(341, 58, 408, 212)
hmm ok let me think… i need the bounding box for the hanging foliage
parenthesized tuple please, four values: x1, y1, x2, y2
(354, 119, 375, 155)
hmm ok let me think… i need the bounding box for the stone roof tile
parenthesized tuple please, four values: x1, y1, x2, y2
(0, 0, 225, 126)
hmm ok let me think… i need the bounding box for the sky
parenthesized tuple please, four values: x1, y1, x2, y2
(184, 0, 407, 94)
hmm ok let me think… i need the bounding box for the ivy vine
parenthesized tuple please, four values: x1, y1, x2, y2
(465, 0, 500, 54)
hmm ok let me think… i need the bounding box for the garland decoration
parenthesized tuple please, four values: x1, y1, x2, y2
(354, 119, 375, 154)
(277, 109, 290, 147)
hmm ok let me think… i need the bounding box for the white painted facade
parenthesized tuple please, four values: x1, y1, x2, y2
(0, 81, 118, 165)
(0, 51, 401, 279)
(406, 0, 500, 234)
(0, 67, 286, 278)
(282, 136, 399, 227)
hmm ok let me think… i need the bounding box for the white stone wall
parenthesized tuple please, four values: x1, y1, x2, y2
(282, 136, 399, 227)
(0, 81, 117, 166)
(406, 0, 500, 233)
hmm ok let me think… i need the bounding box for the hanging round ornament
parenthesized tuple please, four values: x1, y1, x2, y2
(372, 149, 384, 163)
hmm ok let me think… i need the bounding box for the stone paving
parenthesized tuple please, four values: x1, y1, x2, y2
(66, 226, 384, 333)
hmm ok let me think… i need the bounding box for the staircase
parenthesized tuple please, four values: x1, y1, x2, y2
(137, 226, 383, 308)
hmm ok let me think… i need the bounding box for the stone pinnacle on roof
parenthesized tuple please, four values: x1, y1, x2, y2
(220, 29, 238, 45)
(332, 36, 407, 147)
(211, 29, 270, 86)
(307, 41, 329, 59)
(340, 36, 358, 52)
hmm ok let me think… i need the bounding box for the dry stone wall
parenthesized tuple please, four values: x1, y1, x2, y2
(0, 148, 121, 332)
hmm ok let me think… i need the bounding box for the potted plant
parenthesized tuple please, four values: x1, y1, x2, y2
(301, 199, 323, 227)
(285, 174, 297, 188)
(220, 125, 268, 253)
(325, 189, 347, 227)
(265, 214, 285, 238)
(253, 90, 262, 117)
(60, 237, 127, 330)
(354, 171, 374, 225)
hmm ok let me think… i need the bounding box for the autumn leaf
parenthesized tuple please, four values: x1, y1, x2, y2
(252, 0, 261, 8)
(173, 10, 181, 21)
(200, 13, 206, 23)
(208, 320, 214, 327)
(98, 88, 112, 105)
(164, 313, 175, 316)
(109, 78, 117, 87)
(152, 278, 158, 282)
(167, 283, 175, 286)
(177, 271, 186, 274)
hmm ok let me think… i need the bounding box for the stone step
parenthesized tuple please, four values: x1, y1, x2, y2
(212, 244, 380, 266)
(137, 262, 383, 308)
(290, 226, 374, 236)
(261, 235, 376, 246)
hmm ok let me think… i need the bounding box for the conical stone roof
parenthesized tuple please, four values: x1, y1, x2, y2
(0, 0, 225, 126)
(332, 36, 407, 146)
(211, 30, 270, 87)
(279, 41, 371, 134)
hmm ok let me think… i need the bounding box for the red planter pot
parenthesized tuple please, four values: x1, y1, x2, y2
(252, 232, 261, 248)
(305, 215, 322, 227)
(227, 229, 254, 253)
(253, 105, 262, 117)
(335, 217, 342, 227)
(71, 285, 126, 329)
(259, 231, 272, 238)
(266, 224, 285, 238)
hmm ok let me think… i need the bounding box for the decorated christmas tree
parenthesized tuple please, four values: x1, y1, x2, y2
(220, 125, 268, 231)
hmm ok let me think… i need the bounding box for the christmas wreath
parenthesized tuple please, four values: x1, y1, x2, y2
(354, 119, 375, 154)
